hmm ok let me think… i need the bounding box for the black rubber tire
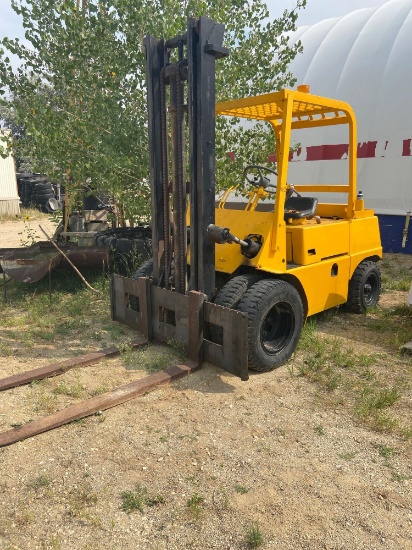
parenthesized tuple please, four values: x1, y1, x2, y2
(210, 273, 262, 344)
(35, 190, 53, 198)
(129, 259, 154, 311)
(35, 193, 53, 201)
(343, 260, 381, 313)
(36, 197, 53, 205)
(34, 182, 52, 192)
(237, 279, 304, 372)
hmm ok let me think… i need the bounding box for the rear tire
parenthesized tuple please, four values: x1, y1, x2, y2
(343, 260, 381, 313)
(237, 279, 304, 372)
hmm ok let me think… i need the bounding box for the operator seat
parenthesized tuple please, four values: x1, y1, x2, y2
(284, 196, 318, 220)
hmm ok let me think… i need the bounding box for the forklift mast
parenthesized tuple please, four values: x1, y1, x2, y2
(144, 17, 229, 300)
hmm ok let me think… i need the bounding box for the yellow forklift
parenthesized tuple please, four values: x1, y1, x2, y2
(111, 17, 382, 381)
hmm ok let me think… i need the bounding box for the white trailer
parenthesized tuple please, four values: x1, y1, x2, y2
(0, 130, 19, 216)
(286, 0, 412, 253)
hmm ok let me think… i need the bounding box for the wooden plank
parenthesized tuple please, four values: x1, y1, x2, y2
(0, 339, 147, 391)
(0, 360, 200, 447)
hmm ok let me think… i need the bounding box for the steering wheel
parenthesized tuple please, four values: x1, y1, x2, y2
(243, 165, 277, 190)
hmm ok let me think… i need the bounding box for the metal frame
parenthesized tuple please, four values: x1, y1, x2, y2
(123, 18, 248, 380)
(111, 274, 248, 380)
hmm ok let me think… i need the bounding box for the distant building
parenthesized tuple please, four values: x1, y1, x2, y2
(0, 129, 19, 216)
(287, 0, 412, 252)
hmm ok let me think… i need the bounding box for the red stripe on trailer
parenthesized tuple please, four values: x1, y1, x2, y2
(357, 141, 378, 158)
(403, 139, 411, 156)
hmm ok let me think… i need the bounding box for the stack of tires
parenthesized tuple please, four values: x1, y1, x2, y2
(18, 175, 36, 206)
(33, 178, 54, 212)
(17, 173, 60, 213)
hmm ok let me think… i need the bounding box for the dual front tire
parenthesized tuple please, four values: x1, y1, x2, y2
(213, 275, 304, 372)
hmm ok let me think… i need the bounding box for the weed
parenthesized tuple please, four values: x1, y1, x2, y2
(90, 384, 110, 397)
(42, 534, 61, 550)
(391, 471, 408, 483)
(28, 474, 51, 491)
(314, 425, 325, 436)
(356, 386, 400, 417)
(373, 443, 396, 459)
(0, 342, 13, 356)
(145, 495, 165, 507)
(19, 218, 38, 247)
(167, 338, 186, 360)
(120, 485, 164, 514)
(66, 483, 99, 523)
(53, 382, 84, 398)
(186, 493, 205, 519)
(34, 392, 58, 413)
(246, 522, 264, 548)
(234, 484, 249, 494)
(14, 507, 33, 527)
(184, 475, 197, 484)
(339, 452, 357, 461)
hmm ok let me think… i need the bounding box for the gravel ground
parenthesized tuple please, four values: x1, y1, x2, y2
(0, 220, 411, 549)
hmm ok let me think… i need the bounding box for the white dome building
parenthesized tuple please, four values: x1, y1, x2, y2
(286, 0, 412, 252)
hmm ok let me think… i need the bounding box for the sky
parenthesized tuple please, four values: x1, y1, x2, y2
(0, 0, 392, 64)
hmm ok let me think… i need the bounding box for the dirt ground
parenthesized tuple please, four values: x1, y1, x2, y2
(0, 216, 56, 248)
(0, 219, 411, 550)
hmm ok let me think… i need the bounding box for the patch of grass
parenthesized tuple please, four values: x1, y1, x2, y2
(27, 474, 51, 491)
(314, 424, 325, 436)
(356, 386, 400, 416)
(120, 485, 164, 514)
(90, 384, 110, 397)
(167, 338, 186, 360)
(0, 342, 13, 356)
(339, 452, 357, 461)
(373, 443, 396, 459)
(295, 308, 409, 437)
(66, 482, 98, 521)
(391, 471, 408, 483)
(34, 392, 58, 414)
(53, 382, 84, 398)
(234, 484, 249, 494)
(246, 522, 264, 548)
(186, 493, 205, 520)
(13, 507, 33, 527)
(124, 343, 181, 373)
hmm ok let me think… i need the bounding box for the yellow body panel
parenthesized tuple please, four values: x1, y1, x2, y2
(212, 205, 382, 317)
(288, 256, 351, 316)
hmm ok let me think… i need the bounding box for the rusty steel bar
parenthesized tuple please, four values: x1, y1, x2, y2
(0, 360, 200, 448)
(0, 339, 147, 391)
